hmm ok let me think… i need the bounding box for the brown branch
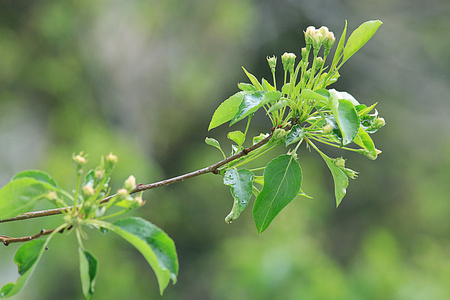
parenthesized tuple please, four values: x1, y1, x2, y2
(1, 227, 67, 246)
(0, 131, 274, 225)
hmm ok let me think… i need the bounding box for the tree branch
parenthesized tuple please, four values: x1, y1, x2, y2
(1, 227, 68, 246)
(0, 131, 274, 227)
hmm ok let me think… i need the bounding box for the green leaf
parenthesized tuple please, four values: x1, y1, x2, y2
(253, 155, 302, 233)
(223, 168, 254, 223)
(242, 67, 263, 91)
(329, 90, 360, 145)
(261, 78, 276, 92)
(267, 99, 289, 114)
(11, 170, 58, 188)
(299, 89, 329, 102)
(285, 124, 305, 146)
(315, 149, 349, 207)
(342, 20, 383, 65)
(1, 225, 63, 299)
(230, 91, 265, 126)
(205, 137, 222, 151)
(353, 127, 378, 160)
(208, 91, 245, 130)
(88, 218, 178, 295)
(331, 20, 347, 68)
(357, 102, 378, 117)
(238, 82, 257, 92)
(227, 131, 245, 146)
(0, 178, 57, 220)
(79, 248, 98, 300)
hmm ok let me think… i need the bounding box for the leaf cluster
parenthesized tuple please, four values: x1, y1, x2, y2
(206, 20, 384, 233)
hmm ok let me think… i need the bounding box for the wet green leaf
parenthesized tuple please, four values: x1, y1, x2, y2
(88, 218, 178, 295)
(253, 155, 302, 233)
(79, 248, 98, 300)
(208, 91, 245, 130)
(285, 124, 305, 146)
(353, 127, 378, 160)
(223, 168, 254, 223)
(329, 90, 360, 145)
(230, 91, 265, 126)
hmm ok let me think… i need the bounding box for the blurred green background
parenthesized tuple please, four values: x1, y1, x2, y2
(0, 0, 449, 299)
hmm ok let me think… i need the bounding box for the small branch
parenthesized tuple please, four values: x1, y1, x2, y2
(0, 132, 274, 225)
(1, 227, 67, 246)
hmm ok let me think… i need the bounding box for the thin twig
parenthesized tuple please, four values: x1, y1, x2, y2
(0, 131, 274, 227)
(1, 227, 67, 246)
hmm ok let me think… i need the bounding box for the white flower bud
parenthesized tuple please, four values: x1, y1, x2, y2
(123, 175, 136, 191)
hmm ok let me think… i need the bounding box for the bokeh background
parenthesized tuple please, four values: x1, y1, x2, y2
(1, 0, 449, 299)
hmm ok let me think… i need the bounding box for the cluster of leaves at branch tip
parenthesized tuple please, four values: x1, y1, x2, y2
(0, 19, 384, 300)
(206, 19, 384, 232)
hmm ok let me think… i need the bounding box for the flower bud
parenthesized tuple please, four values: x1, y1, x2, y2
(373, 117, 386, 129)
(73, 152, 87, 173)
(314, 56, 324, 71)
(117, 188, 129, 199)
(319, 26, 330, 43)
(266, 55, 277, 70)
(46, 191, 58, 201)
(343, 167, 358, 179)
(304, 26, 316, 46)
(104, 152, 118, 172)
(123, 175, 136, 192)
(82, 185, 95, 199)
(281, 52, 296, 72)
(134, 196, 145, 207)
(323, 124, 333, 134)
(95, 169, 105, 181)
(301, 47, 308, 63)
(324, 31, 335, 51)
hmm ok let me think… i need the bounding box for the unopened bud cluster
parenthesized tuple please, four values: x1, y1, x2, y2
(281, 52, 296, 73)
(304, 26, 335, 54)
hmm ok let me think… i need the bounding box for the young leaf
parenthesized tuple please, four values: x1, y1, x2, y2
(299, 89, 329, 103)
(329, 90, 360, 145)
(11, 170, 58, 188)
(261, 78, 276, 92)
(238, 82, 257, 92)
(315, 149, 349, 207)
(208, 91, 245, 130)
(242, 67, 263, 91)
(253, 154, 302, 234)
(227, 131, 245, 147)
(285, 124, 305, 146)
(0, 178, 58, 220)
(205, 137, 225, 157)
(79, 248, 98, 300)
(267, 99, 289, 114)
(342, 20, 383, 65)
(223, 168, 254, 223)
(353, 127, 378, 160)
(87, 218, 178, 295)
(230, 91, 265, 126)
(1, 225, 64, 299)
(331, 20, 347, 69)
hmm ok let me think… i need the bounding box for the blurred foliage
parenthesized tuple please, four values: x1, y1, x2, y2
(0, 0, 449, 299)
